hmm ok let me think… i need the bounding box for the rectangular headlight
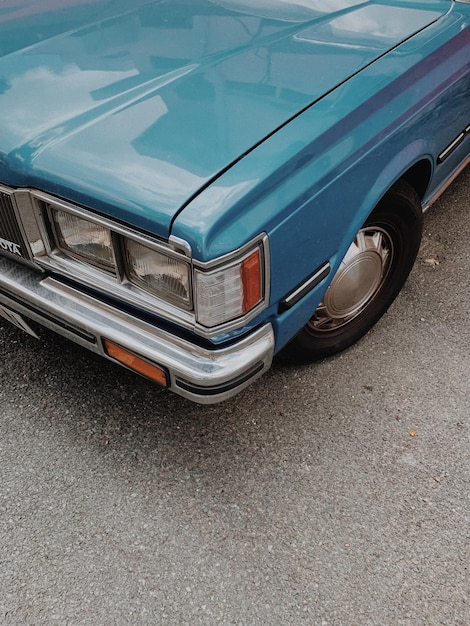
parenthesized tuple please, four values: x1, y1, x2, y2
(125, 239, 191, 309)
(51, 208, 115, 270)
(195, 249, 263, 327)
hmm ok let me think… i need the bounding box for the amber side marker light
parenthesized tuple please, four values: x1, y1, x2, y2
(241, 249, 262, 312)
(103, 339, 168, 386)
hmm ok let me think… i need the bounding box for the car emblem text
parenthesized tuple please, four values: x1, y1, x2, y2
(0, 237, 22, 256)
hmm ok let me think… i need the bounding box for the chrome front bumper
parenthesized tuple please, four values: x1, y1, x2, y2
(0, 257, 275, 403)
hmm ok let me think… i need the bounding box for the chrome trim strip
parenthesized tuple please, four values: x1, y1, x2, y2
(280, 262, 331, 311)
(437, 132, 466, 163)
(168, 235, 192, 257)
(0, 256, 274, 404)
(437, 123, 470, 164)
(176, 361, 265, 396)
(13, 190, 46, 260)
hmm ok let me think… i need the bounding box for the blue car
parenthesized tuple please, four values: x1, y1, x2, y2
(0, 0, 469, 402)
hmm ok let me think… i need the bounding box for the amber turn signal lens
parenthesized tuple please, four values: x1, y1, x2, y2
(103, 339, 168, 386)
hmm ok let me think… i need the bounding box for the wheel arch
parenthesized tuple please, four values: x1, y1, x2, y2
(400, 158, 433, 201)
(368, 144, 433, 214)
(330, 147, 431, 288)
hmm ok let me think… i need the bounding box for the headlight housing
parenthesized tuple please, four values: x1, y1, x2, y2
(35, 196, 268, 337)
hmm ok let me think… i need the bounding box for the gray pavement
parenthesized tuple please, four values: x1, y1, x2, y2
(1, 168, 469, 625)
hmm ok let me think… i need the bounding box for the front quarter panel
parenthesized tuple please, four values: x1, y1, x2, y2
(171, 4, 470, 352)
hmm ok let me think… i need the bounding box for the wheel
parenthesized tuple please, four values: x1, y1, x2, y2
(291, 180, 423, 360)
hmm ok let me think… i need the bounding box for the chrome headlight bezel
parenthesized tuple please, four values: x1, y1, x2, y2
(25, 191, 269, 338)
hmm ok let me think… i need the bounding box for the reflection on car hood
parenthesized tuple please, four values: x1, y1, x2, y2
(0, 0, 449, 237)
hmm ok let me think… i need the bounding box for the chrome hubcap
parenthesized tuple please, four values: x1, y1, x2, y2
(309, 227, 393, 331)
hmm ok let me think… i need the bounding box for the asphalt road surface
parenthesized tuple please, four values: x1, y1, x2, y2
(1, 168, 469, 626)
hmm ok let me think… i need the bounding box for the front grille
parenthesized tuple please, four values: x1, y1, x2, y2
(0, 191, 29, 260)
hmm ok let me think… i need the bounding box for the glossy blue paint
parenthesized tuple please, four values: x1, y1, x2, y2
(0, 0, 451, 240)
(175, 13, 469, 245)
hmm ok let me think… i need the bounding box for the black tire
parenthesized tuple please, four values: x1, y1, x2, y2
(290, 180, 423, 360)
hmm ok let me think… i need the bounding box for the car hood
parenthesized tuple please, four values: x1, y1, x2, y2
(0, 0, 449, 238)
